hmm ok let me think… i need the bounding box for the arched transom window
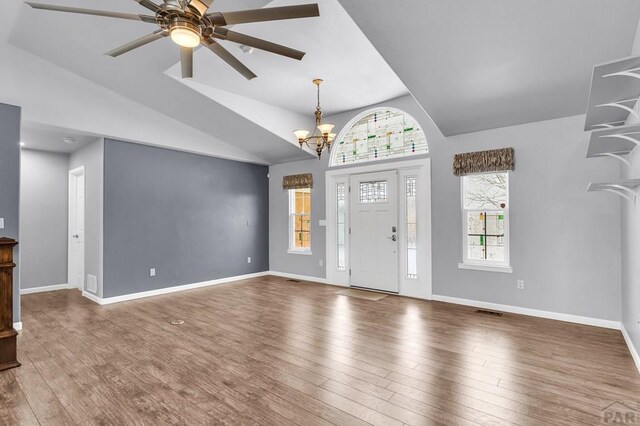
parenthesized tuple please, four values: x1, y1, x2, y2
(330, 108, 428, 167)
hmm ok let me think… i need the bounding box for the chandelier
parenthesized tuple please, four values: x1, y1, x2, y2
(294, 79, 336, 159)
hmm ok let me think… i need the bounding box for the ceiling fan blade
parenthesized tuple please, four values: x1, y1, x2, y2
(208, 3, 319, 26)
(181, 47, 194, 78)
(25, 2, 157, 23)
(213, 28, 305, 60)
(202, 38, 256, 80)
(134, 0, 161, 13)
(188, 0, 214, 16)
(106, 29, 166, 57)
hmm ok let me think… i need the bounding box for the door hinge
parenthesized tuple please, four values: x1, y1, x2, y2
(348, 186, 351, 193)
(349, 227, 351, 234)
(349, 269, 351, 276)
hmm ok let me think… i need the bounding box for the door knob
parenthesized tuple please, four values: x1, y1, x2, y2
(387, 235, 397, 241)
(72, 234, 79, 238)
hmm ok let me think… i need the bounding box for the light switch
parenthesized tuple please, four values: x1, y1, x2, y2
(0, 218, 4, 229)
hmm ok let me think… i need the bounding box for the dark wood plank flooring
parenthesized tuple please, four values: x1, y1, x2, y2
(2, 275, 638, 425)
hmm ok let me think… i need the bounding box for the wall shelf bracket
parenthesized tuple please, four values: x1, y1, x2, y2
(593, 152, 632, 166)
(586, 124, 640, 163)
(588, 180, 640, 204)
(592, 121, 627, 129)
(603, 67, 640, 81)
(595, 98, 640, 120)
(600, 132, 640, 149)
(585, 55, 640, 130)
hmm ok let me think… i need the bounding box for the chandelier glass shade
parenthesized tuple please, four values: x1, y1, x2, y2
(294, 79, 335, 159)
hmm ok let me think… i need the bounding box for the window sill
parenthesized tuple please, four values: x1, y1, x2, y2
(458, 263, 513, 274)
(288, 250, 313, 256)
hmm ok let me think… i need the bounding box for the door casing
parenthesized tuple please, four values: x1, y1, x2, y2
(325, 158, 432, 299)
(68, 166, 85, 291)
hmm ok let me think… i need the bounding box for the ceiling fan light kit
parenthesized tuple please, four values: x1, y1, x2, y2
(25, 0, 320, 79)
(169, 20, 200, 48)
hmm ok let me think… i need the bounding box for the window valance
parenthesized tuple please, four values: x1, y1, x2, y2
(282, 173, 313, 190)
(453, 148, 514, 176)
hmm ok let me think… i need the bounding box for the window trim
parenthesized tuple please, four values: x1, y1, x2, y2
(404, 175, 419, 280)
(460, 172, 511, 271)
(288, 188, 312, 255)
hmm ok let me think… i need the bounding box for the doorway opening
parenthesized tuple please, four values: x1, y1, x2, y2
(326, 158, 432, 299)
(68, 166, 85, 291)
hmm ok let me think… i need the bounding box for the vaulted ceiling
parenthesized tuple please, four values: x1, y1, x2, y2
(3, 0, 640, 162)
(338, 0, 640, 136)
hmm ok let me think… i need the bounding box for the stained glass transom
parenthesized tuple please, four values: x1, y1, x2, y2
(331, 109, 428, 166)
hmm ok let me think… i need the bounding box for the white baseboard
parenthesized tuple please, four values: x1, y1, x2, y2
(622, 324, 640, 375)
(21, 283, 73, 295)
(267, 271, 347, 287)
(82, 271, 269, 305)
(82, 290, 103, 305)
(432, 294, 621, 330)
(13, 322, 22, 331)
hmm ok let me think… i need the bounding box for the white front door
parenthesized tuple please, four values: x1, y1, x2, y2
(68, 167, 85, 290)
(349, 170, 399, 292)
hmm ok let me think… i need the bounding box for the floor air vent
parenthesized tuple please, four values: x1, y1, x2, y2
(476, 309, 503, 317)
(286, 279, 302, 283)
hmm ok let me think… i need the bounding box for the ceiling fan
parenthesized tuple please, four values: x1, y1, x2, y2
(25, 0, 320, 80)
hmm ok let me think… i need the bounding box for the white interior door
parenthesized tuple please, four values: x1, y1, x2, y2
(349, 170, 399, 292)
(68, 167, 85, 290)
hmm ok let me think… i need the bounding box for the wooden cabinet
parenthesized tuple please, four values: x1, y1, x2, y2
(0, 237, 20, 371)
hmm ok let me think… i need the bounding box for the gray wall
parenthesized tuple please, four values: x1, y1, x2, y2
(269, 95, 622, 321)
(622, 131, 640, 361)
(19, 149, 69, 289)
(0, 103, 21, 323)
(432, 115, 620, 321)
(103, 139, 269, 298)
(269, 156, 329, 277)
(621, 25, 640, 363)
(269, 95, 429, 278)
(69, 138, 104, 297)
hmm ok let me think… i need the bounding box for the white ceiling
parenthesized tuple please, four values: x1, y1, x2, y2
(21, 123, 100, 154)
(167, 0, 407, 116)
(338, 0, 640, 136)
(8, 0, 407, 162)
(8, 0, 320, 163)
(5, 0, 640, 158)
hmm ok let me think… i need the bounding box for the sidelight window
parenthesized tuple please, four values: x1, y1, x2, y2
(336, 183, 346, 270)
(406, 176, 418, 279)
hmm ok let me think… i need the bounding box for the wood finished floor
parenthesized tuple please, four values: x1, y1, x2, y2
(2, 276, 639, 425)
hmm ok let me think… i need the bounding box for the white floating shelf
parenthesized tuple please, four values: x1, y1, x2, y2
(585, 55, 640, 131)
(588, 179, 640, 203)
(586, 124, 640, 166)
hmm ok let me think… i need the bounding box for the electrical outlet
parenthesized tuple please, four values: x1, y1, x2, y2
(149, 268, 156, 277)
(517, 280, 524, 290)
(319, 259, 324, 267)
(247, 257, 252, 264)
